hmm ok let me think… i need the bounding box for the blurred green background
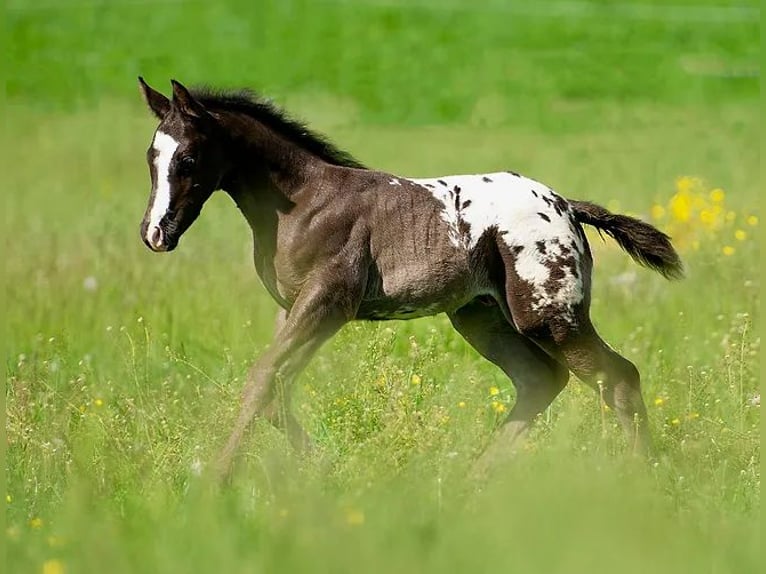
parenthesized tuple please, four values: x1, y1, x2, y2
(7, 0, 759, 120)
(5, 1, 760, 573)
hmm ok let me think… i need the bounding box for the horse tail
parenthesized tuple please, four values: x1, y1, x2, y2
(570, 200, 684, 280)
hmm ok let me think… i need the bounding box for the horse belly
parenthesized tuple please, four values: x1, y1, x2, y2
(358, 254, 478, 320)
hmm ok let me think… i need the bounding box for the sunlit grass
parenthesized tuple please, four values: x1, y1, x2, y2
(5, 99, 759, 573)
(4, 1, 760, 568)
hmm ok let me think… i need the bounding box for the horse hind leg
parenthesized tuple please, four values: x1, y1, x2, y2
(448, 299, 570, 471)
(556, 326, 652, 455)
(500, 244, 651, 455)
(511, 303, 652, 454)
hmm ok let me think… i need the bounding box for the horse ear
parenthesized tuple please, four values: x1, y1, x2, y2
(138, 76, 170, 119)
(170, 79, 208, 119)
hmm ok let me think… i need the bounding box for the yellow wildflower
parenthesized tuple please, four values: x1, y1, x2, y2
(345, 509, 365, 526)
(410, 374, 421, 386)
(734, 230, 747, 241)
(699, 209, 717, 228)
(489, 386, 500, 396)
(709, 188, 725, 203)
(675, 176, 696, 194)
(686, 412, 700, 420)
(653, 397, 664, 406)
(746, 215, 758, 226)
(42, 559, 65, 574)
(30, 517, 44, 529)
(669, 191, 691, 222)
(722, 246, 735, 256)
(491, 401, 506, 414)
(93, 398, 103, 407)
(6, 494, 11, 503)
(458, 401, 466, 408)
(670, 418, 681, 426)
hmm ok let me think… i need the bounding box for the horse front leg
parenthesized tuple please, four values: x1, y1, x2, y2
(260, 375, 313, 454)
(214, 274, 360, 482)
(214, 330, 332, 481)
(259, 309, 312, 452)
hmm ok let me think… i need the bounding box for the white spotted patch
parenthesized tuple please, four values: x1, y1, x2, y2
(146, 131, 179, 244)
(407, 172, 586, 321)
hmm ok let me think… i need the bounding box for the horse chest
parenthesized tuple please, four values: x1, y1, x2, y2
(250, 213, 342, 309)
(251, 243, 295, 310)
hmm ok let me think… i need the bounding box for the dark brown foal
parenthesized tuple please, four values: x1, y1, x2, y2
(136, 78, 682, 482)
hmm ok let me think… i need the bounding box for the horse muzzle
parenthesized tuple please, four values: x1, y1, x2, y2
(141, 223, 177, 252)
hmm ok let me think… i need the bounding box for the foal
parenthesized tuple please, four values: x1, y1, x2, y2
(137, 78, 682, 478)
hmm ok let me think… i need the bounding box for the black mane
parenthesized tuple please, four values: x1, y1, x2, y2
(190, 88, 366, 169)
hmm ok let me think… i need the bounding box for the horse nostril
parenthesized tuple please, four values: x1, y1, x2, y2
(151, 226, 163, 248)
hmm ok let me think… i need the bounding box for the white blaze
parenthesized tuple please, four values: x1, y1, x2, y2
(146, 131, 179, 243)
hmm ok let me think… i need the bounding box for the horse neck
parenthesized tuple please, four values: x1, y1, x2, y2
(218, 112, 319, 251)
(224, 111, 321, 186)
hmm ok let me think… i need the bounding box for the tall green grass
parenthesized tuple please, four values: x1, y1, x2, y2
(5, 1, 759, 573)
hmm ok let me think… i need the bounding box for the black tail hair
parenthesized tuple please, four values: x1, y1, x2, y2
(571, 200, 684, 280)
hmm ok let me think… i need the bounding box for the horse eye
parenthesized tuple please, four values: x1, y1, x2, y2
(177, 156, 196, 175)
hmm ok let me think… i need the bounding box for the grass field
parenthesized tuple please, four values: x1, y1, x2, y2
(5, 1, 760, 573)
